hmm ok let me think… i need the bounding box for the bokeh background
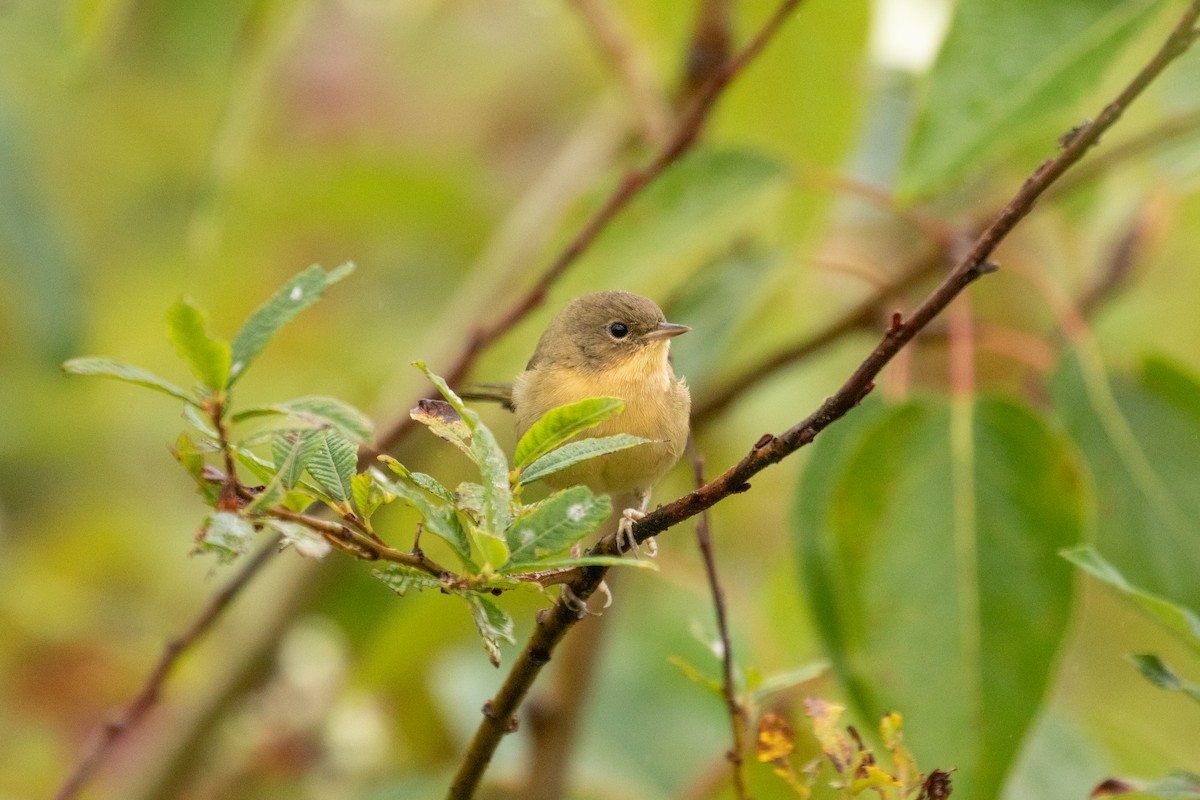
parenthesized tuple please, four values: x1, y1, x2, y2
(2, 1, 1199, 798)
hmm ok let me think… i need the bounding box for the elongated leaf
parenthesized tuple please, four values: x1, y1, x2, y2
(471, 421, 512, 538)
(351, 471, 393, 525)
(1130, 654, 1200, 705)
(513, 397, 624, 467)
(62, 357, 195, 403)
(795, 397, 1083, 800)
(305, 429, 356, 504)
(233, 395, 374, 443)
(902, 0, 1165, 196)
(374, 563, 443, 596)
(196, 511, 256, 564)
(519, 434, 652, 486)
(374, 471, 473, 565)
(1062, 546, 1200, 652)
(228, 263, 354, 386)
(378, 456, 457, 505)
(515, 555, 656, 571)
(166, 297, 231, 391)
(413, 360, 468, 417)
(464, 593, 515, 668)
(1051, 354, 1200, 611)
(503, 486, 612, 569)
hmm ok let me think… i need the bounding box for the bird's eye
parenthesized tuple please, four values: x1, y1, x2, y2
(608, 322, 629, 339)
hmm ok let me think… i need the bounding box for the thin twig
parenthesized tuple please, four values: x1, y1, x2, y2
(688, 438, 750, 800)
(570, 0, 672, 144)
(374, 0, 814, 457)
(444, 6, 1200, 796)
(678, 0, 733, 111)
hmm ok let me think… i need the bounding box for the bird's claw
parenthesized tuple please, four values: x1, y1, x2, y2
(618, 507, 656, 558)
(560, 580, 612, 618)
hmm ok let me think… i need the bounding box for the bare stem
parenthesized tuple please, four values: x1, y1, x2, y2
(444, 5, 1200, 795)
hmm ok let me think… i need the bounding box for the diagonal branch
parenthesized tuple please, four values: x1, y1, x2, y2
(445, 4, 1200, 796)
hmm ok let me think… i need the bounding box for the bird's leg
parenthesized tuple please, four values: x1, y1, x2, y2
(616, 491, 655, 558)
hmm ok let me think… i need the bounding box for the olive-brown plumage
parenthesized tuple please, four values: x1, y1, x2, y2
(513, 291, 691, 499)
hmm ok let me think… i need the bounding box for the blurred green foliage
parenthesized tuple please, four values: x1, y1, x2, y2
(3, 1, 1200, 799)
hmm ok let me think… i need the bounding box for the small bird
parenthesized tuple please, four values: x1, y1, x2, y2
(513, 291, 691, 555)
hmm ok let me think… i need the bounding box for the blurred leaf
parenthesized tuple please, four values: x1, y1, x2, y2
(1062, 546, 1200, 652)
(166, 297, 232, 391)
(374, 470, 473, 566)
(794, 397, 1083, 800)
(804, 698, 852, 769)
(62, 357, 196, 403)
(667, 655, 723, 696)
(172, 432, 220, 505)
(378, 456, 457, 505)
(464, 593, 515, 668)
(754, 661, 830, 701)
(233, 395, 374, 443)
(519, 434, 652, 486)
(374, 563, 444, 596)
(270, 429, 323, 490)
(228, 262, 354, 386)
(410, 399, 474, 460)
(351, 472, 393, 526)
(267, 519, 331, 560)
(513, 396, 624, 467)
(1129, 654, 1200, 705)
(512, 554, 654, 571)
(196, 510, 256, 564)
(756, 711, 797, 762)
(1051, 354, 1200, 611)
(502, 486, 612, 569)
(184, 403, 220, 437)
(902, 0, 1165, 196)
(305, 429, 356, 505)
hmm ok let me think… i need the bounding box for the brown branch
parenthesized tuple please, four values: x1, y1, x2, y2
(51, 532, 281, 800)
(570, 0, 672, 144)
(375, 0, 813, 457)
(678, 0, 734, 111)
(445, 5, 1200, 796)
(688, 439, 750, 800)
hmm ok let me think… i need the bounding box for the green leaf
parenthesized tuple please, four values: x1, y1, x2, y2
(378, 456, 457, 505)
(1129, 654, 1200, 705)
(413, 360, 468, 417)
(502, 486, 612, 569)
(373, 470, 473, 566)
(513, 396, 624, 467)
(409, 399, 474, 460)
(166, 297, 231, 391)
(795, 396, 1084, 800)
(901, 0, 1165, 196)
(271, 429, 324, 490)
(233, 396, 374, 444)
(267, 519, 332, 560)
(519, 434, 653, 486)
(1062, 546, 1200, 652)
(305, 429, 357, 505)
(1051, 354, 1200, 612)
(183, 403, 219, 438)
(351, 471, 394, 525)
(196, 511, 256, 563)
(228, 263, 354, 386)
(373, 563, 444, 596)
(464, 593, 515, 668)
(470, 420, 512, 538)
(62, 357, 195, 404)
(171, 432, 220, 505)
(512, 555, 656, 571)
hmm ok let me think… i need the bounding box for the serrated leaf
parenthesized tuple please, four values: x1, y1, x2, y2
(166, 297, 231, 391)
(62, 357, 195, 403)
(502, 486, 611, 569)
(464, 593, 515, 668)
(410, 399, 474, 459)
(374, 562, 444, 596)
(228, 263, 354, 386)
(1130, 654, 1200, 705)
(305, 429, 357, 505)
(196, 511, 256, 563)
(374, 472, 473, 565)
(271, 429, 324, 490)
(267, 519, 332, 560)
(351, 471, 393, 524)
(1062, 546, 1200, 652)
(378, 456, 457, 505)
(513, 397, 624, 467)
(233, 395, 374, 444)
(470, 420, 512, 538)
(519, 434, 652, 486)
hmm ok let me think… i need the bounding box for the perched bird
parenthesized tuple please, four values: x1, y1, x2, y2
(513, 291, 691, 555)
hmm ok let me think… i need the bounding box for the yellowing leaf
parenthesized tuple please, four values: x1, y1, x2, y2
(757, 712, 796, 762)
(804, 697, 853, 771)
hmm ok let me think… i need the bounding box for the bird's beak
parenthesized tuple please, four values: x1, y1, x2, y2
(643, 321, 691, 341)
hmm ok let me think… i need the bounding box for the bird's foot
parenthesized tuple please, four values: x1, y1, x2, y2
(617, 506, 656, 558)
(560, 580, 611, 617)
